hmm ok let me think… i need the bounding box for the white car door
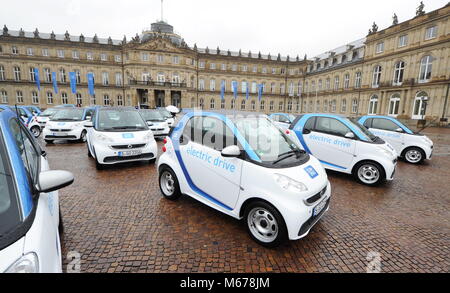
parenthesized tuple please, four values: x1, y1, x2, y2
(366, 118, 404, 155)
(178, 116, 243, 210)
(303, 116, 356, 171)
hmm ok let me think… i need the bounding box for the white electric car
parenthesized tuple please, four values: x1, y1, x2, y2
(0, 108, 74, 273)
(139, 109, 170, 138)
(269, 113, 296, 130)
(86, 107, 158, 170)
(358, 116, 434, 164)
(36, 108, 62, 129)
(43, 107, 95, 144)
(289, 114, 398, 186)
(158, 111, 331, 247)
(157, 108, 175, 127)
(1, 106, 42, 138)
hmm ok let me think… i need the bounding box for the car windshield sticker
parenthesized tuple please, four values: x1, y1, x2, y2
(122, 133, 134, 139)
(304, 165, 318, 179)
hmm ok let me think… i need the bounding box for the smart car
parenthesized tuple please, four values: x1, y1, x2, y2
(289, 114, 398, 186)
(139, 109, 170, 138)
(24, 106, 42, 116)
(269, 113, 296, 130)
(86, 107, 158, 170)
(0, 107, 74, 273)
(158, 110, 331, 247)
(157, 108, 175, 127)
(43, 107, 95, 144)
(0, 106, 42, 138)
(358, 115, 433, 164)
(36, 108, 62, 129)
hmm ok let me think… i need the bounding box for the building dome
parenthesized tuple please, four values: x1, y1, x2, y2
(141, 20, 182, 45)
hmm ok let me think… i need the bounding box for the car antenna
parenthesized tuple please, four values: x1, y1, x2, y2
(14, 104, 31, 170)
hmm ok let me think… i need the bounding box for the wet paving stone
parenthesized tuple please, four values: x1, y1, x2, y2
(42, 129, 450, 273)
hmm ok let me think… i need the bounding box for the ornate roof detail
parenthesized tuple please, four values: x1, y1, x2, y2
(33, 28, 39, 38)
(50, 31, 56, 40)
(248, 50, 251, 58)
(277, 53, 281, 61)
(2, 25, 8, 36)
(93, 34, 99, 43)
(64, 31, 70, 41)
(416, 1, 425, 16)
(296, 55, 300, 62)
(258, 51, 262, 59)
(108, 36, 113, 45)
(205, 46, 209, 54)
(392, 13, 399, 26)
(227, 49, 231, 56)
(268, 53, 271, 60)
(19, 28, 25, 37)
(216, 46, 220, 54)
(79, 34, 85, 42)
(122, 35, 127, 44)
(193, 43, 197, 51)
(238, 49, 241, 57)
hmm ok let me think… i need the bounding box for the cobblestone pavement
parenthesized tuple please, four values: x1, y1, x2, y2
(43, 128, 450, 273)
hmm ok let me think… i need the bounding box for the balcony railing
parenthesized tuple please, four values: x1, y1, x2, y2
(129, 80, 187, 88)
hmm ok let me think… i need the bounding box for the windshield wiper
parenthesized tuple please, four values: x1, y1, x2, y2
(272, 149, 303, 165)
(112, 126, 145, 130)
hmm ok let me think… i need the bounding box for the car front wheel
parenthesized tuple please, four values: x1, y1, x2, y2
(244, 201, 287, 248)
(30, 126, 41, 138)
(159, 167, 181, 200)
(404, 147, 425, 164)
(354, 162, 385, 186)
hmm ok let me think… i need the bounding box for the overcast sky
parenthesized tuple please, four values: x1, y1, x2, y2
(1, 0, 448, 57)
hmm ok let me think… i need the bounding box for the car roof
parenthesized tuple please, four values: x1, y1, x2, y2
(97, 107, 137, 112)
(187, 110, 268, 121)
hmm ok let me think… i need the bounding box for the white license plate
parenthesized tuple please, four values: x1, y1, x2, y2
(118, 150, 142, 157)
(313, 198, 327, 217)
(53, 132, 67, 137)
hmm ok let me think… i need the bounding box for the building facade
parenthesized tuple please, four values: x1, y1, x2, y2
(0, 3, 449, 126)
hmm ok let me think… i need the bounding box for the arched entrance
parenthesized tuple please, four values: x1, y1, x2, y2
(412, 91, 429, 120)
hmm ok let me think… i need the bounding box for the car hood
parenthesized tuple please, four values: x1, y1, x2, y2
(46, 121, 83, 129)
(94, 130, 153, 143)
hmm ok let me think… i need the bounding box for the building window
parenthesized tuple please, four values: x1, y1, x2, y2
(141, 53, 149, 61)
(44, 68, 52, 82)
(398, 35, 408, 47)
(251, 82, 257, 94)
(393, 61, 405, 85)
(117, 95, 123, 106)
(31, 91, 39, 104)
(103, 94, 110, 106)
(11, 46, 18, 55)
(375, 42, 384, 54)
(344, 74, 350, 89)
(351, 99, 358, 114)
(199, 79, 205, 90)
(412, 91, 428, 120)
(87, 52, 93, 60)
(323, 100, 328, 112)
(13, 66, 21, 81)
(221, 63, 226, 71)
(57, 50, 65, 58)
(16, 91, 23, 104)
(210, 79, 216, 91)
(72, 51, 79, 59)
(272, 68, 276, 74)
(270, 83, 276, 94)
(46, 92, 53, 104)
(341, 99, 347, 113)
(316, 100, 321, 112)
(253, 66, 258, 73)
(280, 83, 285, 95)
(241, 81, 247, 94)
(173, 56, 179, 64)
(298, 81, 303, 95)
(355, 72, 362, 88)
(372, 66, 382, 88)
(260, 100, 265, 111)
(26, 48, 34, 56)
(29, 67, 36, 82)
(278, 101, 283, 111)
(269, 101, 274, 111)
(334, 76, 340, 90)
(250, 100, 255, 110)
(76, 93, 82, 106)
(231, 99, 235, 109)
(232, 64, 237, 71)
(262, 67, 267, 74)
(199, 98, 204, 109)
(425, 26, 438, 40)
(199, 61, 205, 69)
(100, 53, 107, 61)
(0, 65, 5, 81)
(115, 73, 123, 86)
(368, 95, 378, 115)
(60, 68, 66, 83)
(61, 92, 68, 104)
(331, 100, 336, 112)
(326, 78, 331, 90)
(220, 99, 225, 109)
(157, 55, 164, 63)
(115, 55, 121, 63)
(75, 70, 81, 84)
(288, 82, 295, 96)
(287, 100, 293, 112)
(102, 72, 109, 86)
(42, 48, 49, 57)
(388, 94, 400, 116)
(418, 55, 433, 83)
(210, 98, 215, 109)
(0, 90, 7, 103)
(241, 100, 246, 110)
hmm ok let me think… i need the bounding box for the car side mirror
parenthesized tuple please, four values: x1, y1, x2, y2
(37, 170, 74, 193)
(85, 122, 93, 128)
(395, 128, 404, 133)
(221, 145, 241, 158)
(303, 128, 311, 135)
(345, 132, 355, 139)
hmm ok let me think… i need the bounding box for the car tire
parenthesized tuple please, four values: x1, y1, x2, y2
(354, 161, 385, 186)
(58, 209, 64, 235)
(244, 201, 287, 248)
(87, 146, 92, 158)
(95, 158, 104, 170)
(149, 159, 156, 164)
(45, 139, 54, 144)
(79, 130, 87, 143)
(30, 126, 41, 138)
(159, 166, 181, 200)
(403, 147, 425, 164)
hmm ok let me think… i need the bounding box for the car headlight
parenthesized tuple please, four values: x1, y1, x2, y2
(4, 252, 39, 273)
(421, 136, 433, 145)
(95, 133, 113, 143)
(274, 173, 308, 192)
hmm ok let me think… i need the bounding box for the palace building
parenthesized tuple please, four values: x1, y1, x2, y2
(0, 3, 449, 126)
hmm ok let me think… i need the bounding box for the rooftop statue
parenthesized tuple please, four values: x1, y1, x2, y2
(416, 1, 425, 16)
(2, 25, 8, 36)
(392, 13, 398, 25)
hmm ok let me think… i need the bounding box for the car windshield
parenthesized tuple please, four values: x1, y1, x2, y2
(51, 109, 84, 121)
(348, 118, 378, 142)
(97, 110, 149, 132)
(26, 107, 38, 115)
(158, 109, 172, 118)
(40, 108, 60, 117)
(234, 117, 306, 165)
(0, 135, 21, 237)
(140, 111, 166, 122)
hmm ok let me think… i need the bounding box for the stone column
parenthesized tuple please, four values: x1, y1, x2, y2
(165, 90, 171, 107)
(148, 89, 155, 108)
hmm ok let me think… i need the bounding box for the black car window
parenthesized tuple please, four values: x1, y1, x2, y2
(315, 117, 352, 137)
(278, 115, 290, 123)
(372, 118, 400, 132)
(363, 118, 373, 128)
(186, 116, 237, 151)
(304, 117, 316, 131)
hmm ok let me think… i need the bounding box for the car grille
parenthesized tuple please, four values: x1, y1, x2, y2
(305, 185, 327, 205)
(151, 128, 165, 131)
(103, 153, 154, 163)
(110, 144, 146, 150)
(49, 129, 72, 132)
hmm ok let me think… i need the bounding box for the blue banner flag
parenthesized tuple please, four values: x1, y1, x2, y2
(232, 81, 238, 100)
(87, 73, 95, 96)
(258, 84, 263, 101)
(246, 82, 250, 100)
(34, 68, 41, 91)
(69, 72, 77, 94)
(51, 72, 58, 94)
(220, 80, 225, 100)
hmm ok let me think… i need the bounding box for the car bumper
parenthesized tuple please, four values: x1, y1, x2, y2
(288, 181, 332, 240)
(95, 141, 158, 165)
(43, 128, 83, 140)
(426, 145, 433, 160)
(384, 159, 397, 181)
(150, 128, 170, 137)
